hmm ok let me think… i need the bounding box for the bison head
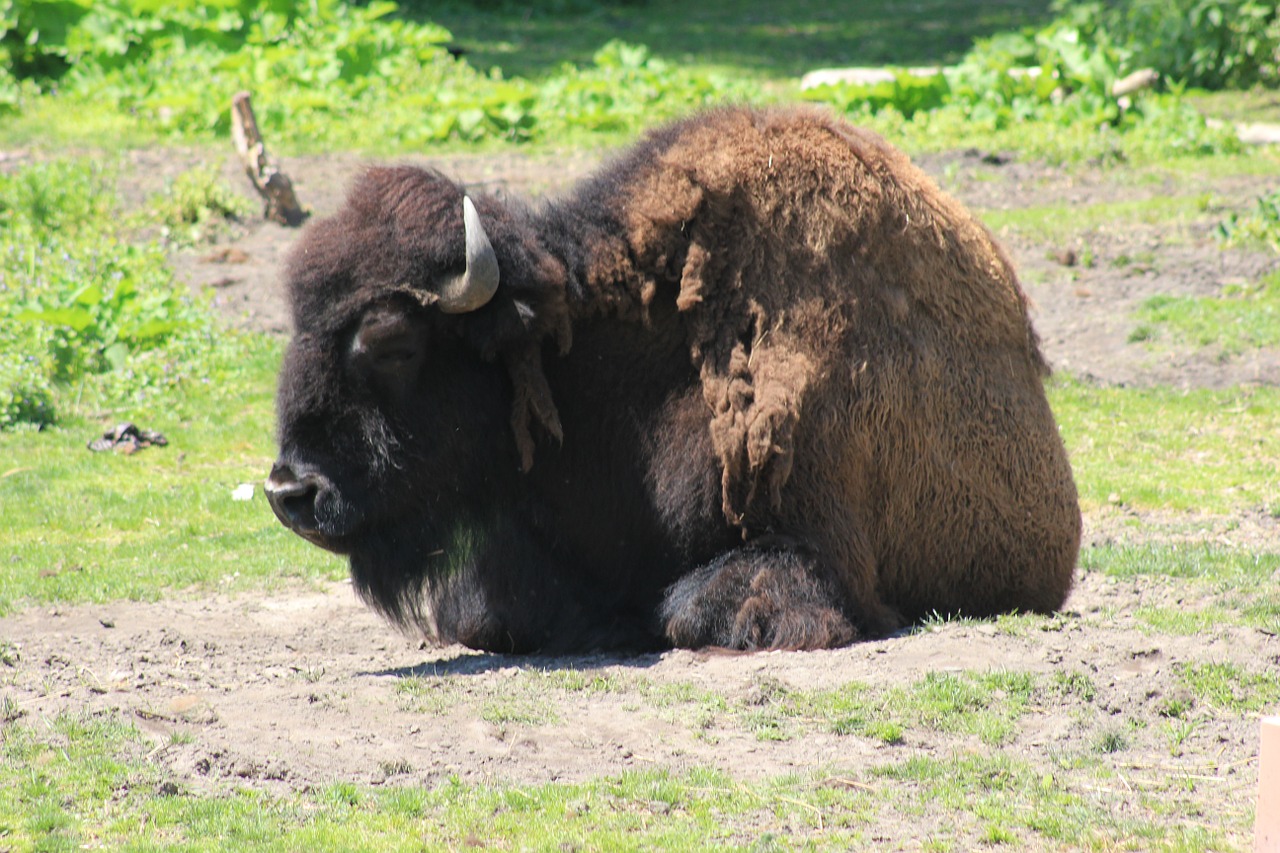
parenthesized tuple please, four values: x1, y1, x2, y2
(264, 166, 569, 618)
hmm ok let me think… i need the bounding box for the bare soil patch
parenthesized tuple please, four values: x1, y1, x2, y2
(3, 139, 1278, 842)
(2, 574, 1271, 795)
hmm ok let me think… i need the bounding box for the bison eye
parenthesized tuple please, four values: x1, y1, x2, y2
(349, 305, 426, 395)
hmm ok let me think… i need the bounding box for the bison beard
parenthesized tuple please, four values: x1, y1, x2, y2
(266, 106, 1082, 654)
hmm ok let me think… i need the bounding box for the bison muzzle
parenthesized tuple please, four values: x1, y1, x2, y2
(266, 106, 1081, 654)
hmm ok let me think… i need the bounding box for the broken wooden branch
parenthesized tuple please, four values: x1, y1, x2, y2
(1111, 68, 1159, 98)
(231, 91, 306, 227)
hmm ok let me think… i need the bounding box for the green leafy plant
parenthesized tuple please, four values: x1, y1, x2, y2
(795, 4, 1242, 165)
(0, 159, 249, 430)
(142, 167, 254, 246)
(1217, 188, 1280, 252)
(800, 72, 951, 120)
(0, 0, 1259, 163)
(1063, 0, 1280, 90)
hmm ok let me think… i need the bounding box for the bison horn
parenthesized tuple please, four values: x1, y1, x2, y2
(437, 196, 500, 314)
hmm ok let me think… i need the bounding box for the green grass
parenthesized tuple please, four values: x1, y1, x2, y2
(1189, 87, 1280, 125)
(980, 194, 1215, 245)
(0, 337, 341, 616)
(397, 670, 728, 727)
(866, 751, 1233, 849)
(975, 148, 1280, 244)
(737, 671, 1042, 748)
(1087, 543, 1280, 584)
(420, 0, 1058, 81)
(1134, 603, 1237, 635)
(398, 667, 1043, 748)
(1048, 376, 1280, 514)
(0, 706, 1248, 851)
(1175, 661, 1280, 713)
(1132, 270, 1280, 354)
(1081, 543, 1280, 634)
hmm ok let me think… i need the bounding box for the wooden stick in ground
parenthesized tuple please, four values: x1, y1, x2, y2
(231, 91, 306, 227)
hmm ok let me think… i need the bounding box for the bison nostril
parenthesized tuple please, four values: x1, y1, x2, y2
(265, 463, 327, 533)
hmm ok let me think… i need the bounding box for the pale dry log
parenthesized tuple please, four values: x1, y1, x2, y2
(231, 91, 306, 227)
(1111, 68, 1159, 97)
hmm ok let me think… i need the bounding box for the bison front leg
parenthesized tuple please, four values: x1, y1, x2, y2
(659, 542, 868, 650)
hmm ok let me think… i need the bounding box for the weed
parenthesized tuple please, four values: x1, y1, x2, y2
(292, 665, 326, 683)
(0, 158, 263, 431)
(982, 823, 1017, 845)
(395, 675, 455, 715)
(1, 694, 23, 723)
(1132, 270, 1280, 355)
(1164, 717, 1202, 757)
(1094, 728, 1128, 754)
(141, 169, 254, 247)
(743, 712, 791, 742)
(481, 696, 559, 727)
(1127, 324, 1156, 343)
(324, 782, 362, 808)
(1048, 670, 1098, 703)
(1174, 660, 1280, 713)
(914, 610, 982, 633)
(378, 758, 414, 777)
(864, 720, 906, 746)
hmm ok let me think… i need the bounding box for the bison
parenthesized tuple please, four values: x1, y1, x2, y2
(265, 106, 1081, 654)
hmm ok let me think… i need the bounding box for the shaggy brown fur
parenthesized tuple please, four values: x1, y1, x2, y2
(268, 105, 1081, 652)
(561, 108, 1079, 626)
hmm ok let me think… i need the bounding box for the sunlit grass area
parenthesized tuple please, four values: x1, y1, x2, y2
(0, 337, 341, 616)
(1048, 377, 1280, 514)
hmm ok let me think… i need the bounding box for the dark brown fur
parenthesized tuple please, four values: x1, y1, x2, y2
(268, 106, 1081, 653)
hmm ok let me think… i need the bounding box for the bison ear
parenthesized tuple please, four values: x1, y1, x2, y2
(437, 197, 500, 314)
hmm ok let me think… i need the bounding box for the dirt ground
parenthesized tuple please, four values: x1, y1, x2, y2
(3, 132, 1279, 843)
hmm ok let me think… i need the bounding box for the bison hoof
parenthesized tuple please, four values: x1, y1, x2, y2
(659, 545, 859, 651)
(730, 596, 855, 650)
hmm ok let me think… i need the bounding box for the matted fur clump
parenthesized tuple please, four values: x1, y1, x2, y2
(267, 106, 1081, 653)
